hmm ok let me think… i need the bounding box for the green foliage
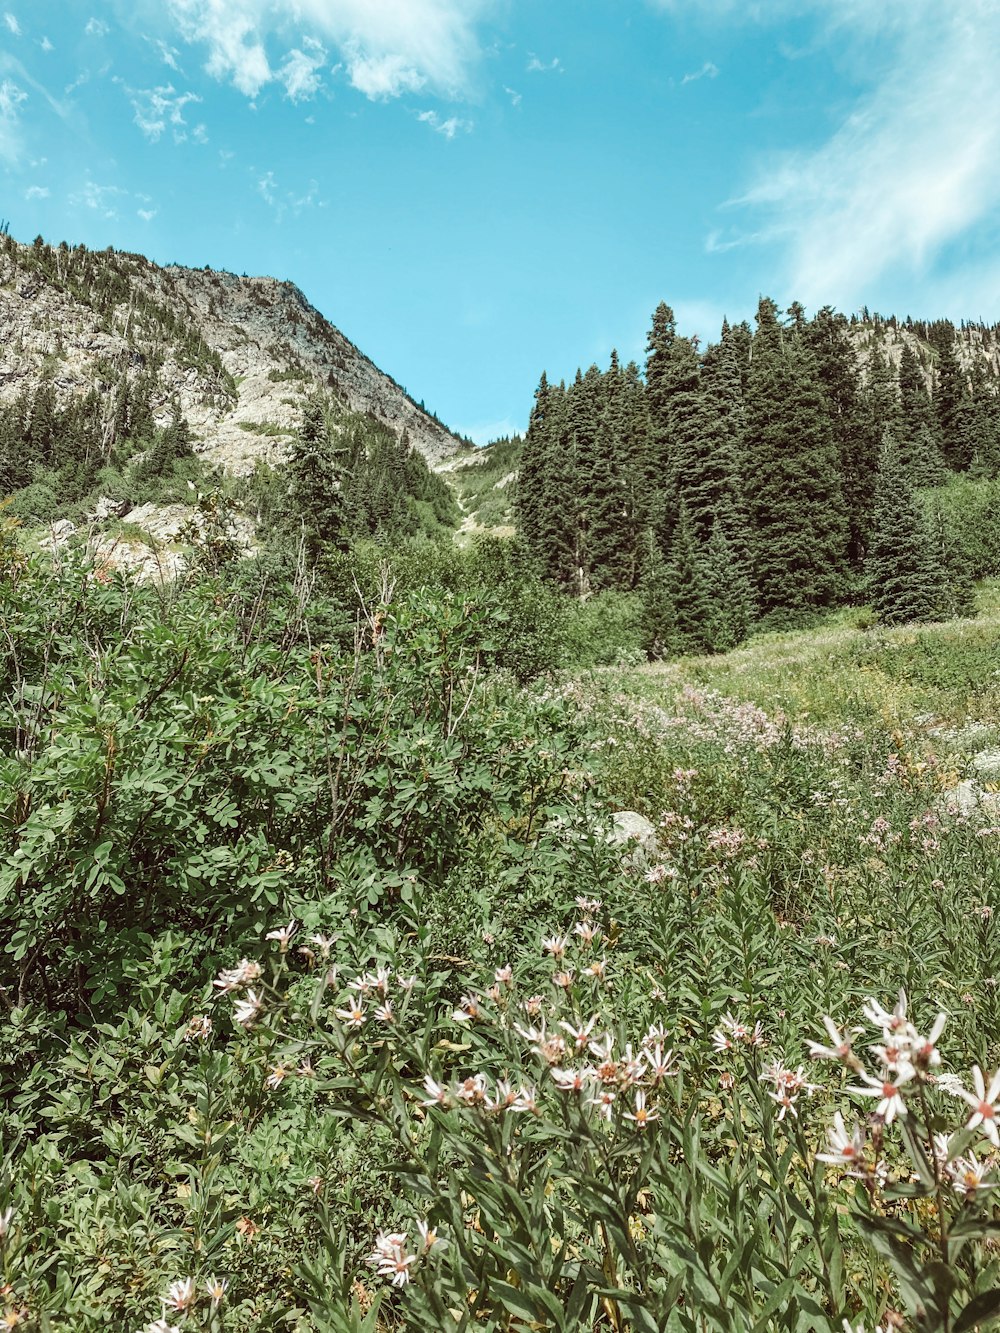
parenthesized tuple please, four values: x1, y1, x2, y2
(6, 553, 1000, 1329)
(866, 437, 949, 626)
(561, 590, 645, 668)
(923, 476, 1000, 581)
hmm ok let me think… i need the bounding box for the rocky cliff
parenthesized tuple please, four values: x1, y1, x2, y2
(0, 235, 462, 476)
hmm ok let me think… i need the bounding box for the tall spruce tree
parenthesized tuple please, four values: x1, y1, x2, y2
(743, 298, 850, 621)
(865, 438, 945, 625)
(703, 522, 754, 652)
(806, 306, 878, 571)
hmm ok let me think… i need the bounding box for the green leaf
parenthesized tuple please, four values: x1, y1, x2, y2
(955, 1288, 1000, 1333)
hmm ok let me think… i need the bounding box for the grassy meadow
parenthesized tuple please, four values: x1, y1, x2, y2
(3, 542, 1000, 1332)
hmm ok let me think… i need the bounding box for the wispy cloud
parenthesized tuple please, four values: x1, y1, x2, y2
(39, 36, 53, 53)
(279, 37, 326, 101)
(256, 167, 323, 220)
(71, 180, 127, 219)
(137, 207, 157, 222)
(667, 1, 1000, 309)
(4, 13, 20, 37)
(504, 85, 521, 107)
(166, 0, 492, 102)
(24, 184, 49, 199)
(526, 53, 562, 74)
(681, 60, 718, 85)
(417, 108, 471, 138)
(119, 81, 202, 142)
(84, 17, 108, 38)
(0, 78, 26, 163)
(156, 39, 183, 72)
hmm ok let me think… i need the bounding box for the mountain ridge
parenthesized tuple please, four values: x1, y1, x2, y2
(0, 234, 464, 476)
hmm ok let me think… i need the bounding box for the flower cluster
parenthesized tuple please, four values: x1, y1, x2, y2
(812, 991, 1000, 1193)
(366, 1221, 447, 1288)
(712, 1011, 765, 1053)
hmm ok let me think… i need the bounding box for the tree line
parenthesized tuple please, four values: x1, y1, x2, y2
(515, 299, 997, 650)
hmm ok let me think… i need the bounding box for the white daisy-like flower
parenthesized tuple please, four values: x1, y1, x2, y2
(232, 989, 263, 1028)
(817, 1112, 865, 1167)
(366, 1231, 416, 1286)
(623, 1088, 658, 1129)
(417, 1219, 447, 1252)
(951, 1152, 997, 1197)
(164, 1277, 197, 1313)
(959, 1065, 1000, 1146)
(862, 990, 908, 1034)
(847, 1068, 913, 1123)
(911, 1012, 947, 1070)
(265, 920, 298, 951)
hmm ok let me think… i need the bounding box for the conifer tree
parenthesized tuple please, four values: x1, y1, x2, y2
(934, 336, 972, 469)
(806, 307, 878, 570)
(927, 502, 976, 620)
(743, 298, 850, 620)
(639, 530, 675, 660)
(865, 439, 945, 625)
(703, 522, 755, 652)
(666, 502, 712, 655)
(286, 396, 345, 551)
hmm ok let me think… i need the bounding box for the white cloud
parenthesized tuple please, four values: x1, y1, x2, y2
(417, 108, 471, 138)
(71, 181, 127, 219)
(0, 78, 26, 162)
(344, 46, 423, 99)
(137, 207, 157, 221)
(526, 53, 562, 74)
(157, 39, 182, 71)
(122, 82, 202, 142)
(39, 36, 53, 53)
(504, 85, 521, 107)
(24, 184, 48, 199)
(192, 121, 207, 143)
(666, 1, 1000, 310)
(166, 0, 491, 101)
(279, 37, 326, 101)
(256, 168, 322, 220)
(84, 17, 108, 37)
(4, 13, 20, 36)
(681, 60, 718, 85)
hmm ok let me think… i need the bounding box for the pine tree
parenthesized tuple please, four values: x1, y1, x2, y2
(639, 530, 675, 660)
(934, 336, 972, 469)
(666, 502, 712, 655)
(865, 439, 946, 625)
(806, 307, 879, 570)
(927, 502, 976, 620)
(744, 298, 850, 621)
(286, 397, 345, 551)
(703, 523, 754, 652)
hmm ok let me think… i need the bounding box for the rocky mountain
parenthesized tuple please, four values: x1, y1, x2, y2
(0, 234, 463, 476)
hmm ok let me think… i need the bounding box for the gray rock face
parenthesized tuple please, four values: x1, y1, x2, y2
(939, 779, 1000, 821)
(608, 811, 660, 867)
(39, 519, 75, 548)
(0, 241, 462, 478)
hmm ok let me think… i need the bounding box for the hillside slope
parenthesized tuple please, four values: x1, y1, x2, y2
(0, 235, 462, 476)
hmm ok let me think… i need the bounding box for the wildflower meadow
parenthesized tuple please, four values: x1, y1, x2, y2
(4, 538, 1000, 1331)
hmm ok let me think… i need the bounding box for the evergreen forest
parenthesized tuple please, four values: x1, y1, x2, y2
(517, 299, 1000, 647)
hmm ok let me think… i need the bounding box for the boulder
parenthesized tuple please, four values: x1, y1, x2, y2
(608, 811, 660, 867)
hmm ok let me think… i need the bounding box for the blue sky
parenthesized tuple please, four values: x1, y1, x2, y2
(2, 1, 999, 442)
